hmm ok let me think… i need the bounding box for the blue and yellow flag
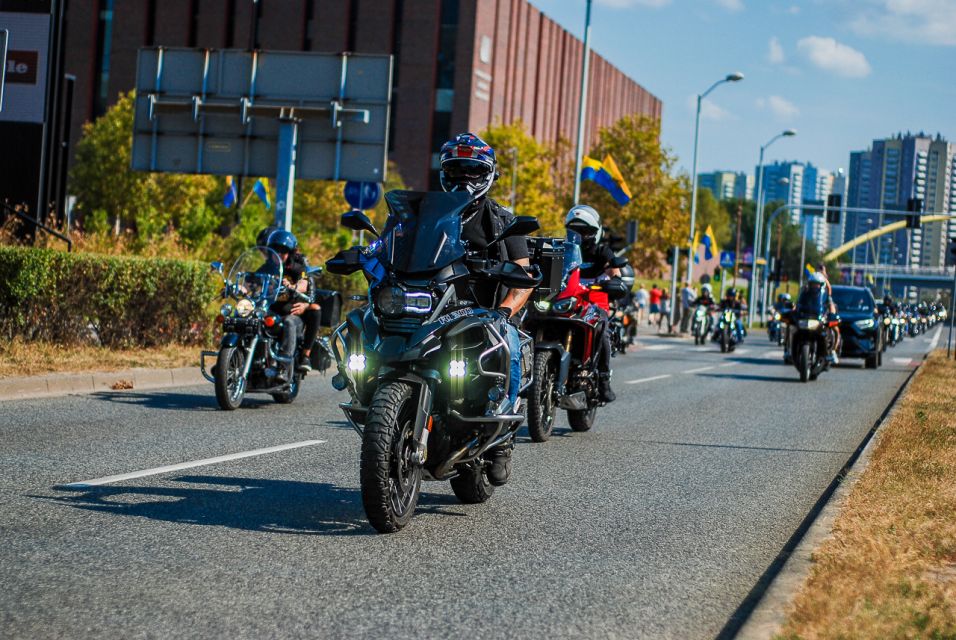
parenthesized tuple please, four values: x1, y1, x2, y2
(805, 263, 816, 277)
(223, 176, 238, 208)
(702, 225, 717, 261)
(253, 178, 271, 209)
(581, 155, 632, 206)
(691, 229, 701, 263)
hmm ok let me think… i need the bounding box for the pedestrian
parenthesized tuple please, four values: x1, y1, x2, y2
(635, 284, 649, 326)
(648, 283, 663, 325)
(658, 288, 673, 333)
(679, 283, 696, 333)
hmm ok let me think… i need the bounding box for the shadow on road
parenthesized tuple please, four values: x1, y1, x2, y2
(697, 372, 802, 384)
(40, 475, 465, 536)
(88, 390, 268, 411)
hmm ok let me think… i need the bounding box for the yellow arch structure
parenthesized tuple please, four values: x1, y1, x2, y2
(823, 214, 951, 261)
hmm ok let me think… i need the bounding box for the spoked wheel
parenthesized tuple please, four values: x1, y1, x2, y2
(450, 463, 495, 504)
(799, 343, 811, 382)
(214, 346, 246, 410)
(527, 351, 559, 442)
(360, 381, 422, 533)
(568, 405, 597, 432)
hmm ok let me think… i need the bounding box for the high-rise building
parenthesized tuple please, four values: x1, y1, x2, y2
(28, 0, 661, 197)
(697, 170, 753, 201)
(846, 133, 956, 269)
(827, 169, 847, 252)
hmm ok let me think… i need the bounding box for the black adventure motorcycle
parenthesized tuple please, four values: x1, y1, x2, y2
(787, 288, 836, 382)
(325, 191, 541, 533)
(201, 247, 338, 410)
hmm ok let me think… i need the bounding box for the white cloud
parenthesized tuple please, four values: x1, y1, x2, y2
(851, 0, 956, 46)
(688, 94, 732, 121)
(797, 36, 872, 78)
(756, 95, 801, 121)
(596, 0, 670, 8)
(786, 5, 801, 15)
(714, 0, 744, 10)
(768, 36, 785, 63)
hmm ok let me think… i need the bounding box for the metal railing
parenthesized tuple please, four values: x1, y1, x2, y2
(1, 202, 72, 252)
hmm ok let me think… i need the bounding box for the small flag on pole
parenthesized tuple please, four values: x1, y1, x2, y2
(805, 263, 816, 277)
(702, 225, 717, 260)
(691, 229, 701, 263)
(223, 176, 238, 208)
(253, 178, 271, 209)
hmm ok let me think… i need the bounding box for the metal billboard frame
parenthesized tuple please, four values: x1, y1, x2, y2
(131, 47, 393, 229)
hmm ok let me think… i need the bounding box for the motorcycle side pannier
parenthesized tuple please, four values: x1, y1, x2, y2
(527, 237, 567, 301)
(314, 289, 343, 327)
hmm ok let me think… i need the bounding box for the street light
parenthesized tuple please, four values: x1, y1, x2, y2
(686, 71, 744, 285)
(748, 128, 796, 327)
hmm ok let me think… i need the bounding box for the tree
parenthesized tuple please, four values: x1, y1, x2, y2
(69, 91, 220, 244)
(480, 120, 565, 234)
(695, 188, 732, 250)
(579, 115, 690, 274)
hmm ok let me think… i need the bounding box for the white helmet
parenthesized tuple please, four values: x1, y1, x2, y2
(808, 272, 826, 285)
(564, 204, 603, 245)
(701, 283, 713, 294)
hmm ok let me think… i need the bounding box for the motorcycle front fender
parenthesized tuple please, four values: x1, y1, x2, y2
(534, 341, 571, 389)
(220, 333, 240, 349)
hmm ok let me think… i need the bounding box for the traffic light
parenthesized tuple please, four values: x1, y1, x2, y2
(906, 197, 923, 229)
(713, 267, 721, 282)
(825, 194, 842, 224)
(947, 236, 956, 267)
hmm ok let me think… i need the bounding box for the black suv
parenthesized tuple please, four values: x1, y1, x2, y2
(832, 285, 882, 368)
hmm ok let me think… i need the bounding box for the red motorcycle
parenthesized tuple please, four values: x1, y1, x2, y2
(523, 237, 626, 441)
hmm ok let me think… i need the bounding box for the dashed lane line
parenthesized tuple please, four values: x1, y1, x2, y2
(641, 344, 675, 351)
(683, 366, 716, 374)
(892, 357, 913, 366)
(625, 374, 673, 385)
(61, 440, 327, 489)
(719, 362, 738, 368)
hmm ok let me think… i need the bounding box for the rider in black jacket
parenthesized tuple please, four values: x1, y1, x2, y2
(564, 204, 622, 403)
(438, 132, 535, 486)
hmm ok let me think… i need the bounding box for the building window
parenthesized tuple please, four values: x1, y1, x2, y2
(92, 0, 115, 118)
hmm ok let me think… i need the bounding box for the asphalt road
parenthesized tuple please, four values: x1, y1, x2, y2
(0, 325, 941, 639)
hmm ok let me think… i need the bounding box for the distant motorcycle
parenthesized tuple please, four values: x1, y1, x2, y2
(691, 304, 712, 345)
(201, 247, 337, 410)
(712, 308, 740, 353)
(767, 311, 784, 345)
(787, 291, 836, 383)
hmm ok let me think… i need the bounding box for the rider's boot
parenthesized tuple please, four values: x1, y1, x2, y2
(598, 373, 616, 403)
(485, 437, 513, 486)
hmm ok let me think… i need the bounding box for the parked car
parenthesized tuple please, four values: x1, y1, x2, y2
(831, 285, 882, 369)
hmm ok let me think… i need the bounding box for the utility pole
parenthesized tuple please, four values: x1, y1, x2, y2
(732, 203, 743, 283)
(775, 220, 783, 294)
(571, 0, 592, 205)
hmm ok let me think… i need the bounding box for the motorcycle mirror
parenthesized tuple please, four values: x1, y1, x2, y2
(341, 209, 379, 238)
(210, 261, 224, 275)
(306, 265, 323, 276)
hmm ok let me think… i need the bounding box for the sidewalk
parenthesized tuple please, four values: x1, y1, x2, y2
(0, 366, 206, 402)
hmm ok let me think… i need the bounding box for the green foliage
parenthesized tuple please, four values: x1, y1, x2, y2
(580, 115, 690, 274)
(695, 189, 732, 249)
(0, 246, 218, 348)
(480, 120, 565, 234)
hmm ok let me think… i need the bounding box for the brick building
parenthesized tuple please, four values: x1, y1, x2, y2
(63, 0, 661, 189)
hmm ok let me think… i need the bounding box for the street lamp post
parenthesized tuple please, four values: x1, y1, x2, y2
(748, 128, 796, 327)
(572, 0, 593, 206)
(686, 71, 744, 285)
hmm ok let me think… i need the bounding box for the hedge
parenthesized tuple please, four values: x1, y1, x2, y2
(0, 246, 219, 348)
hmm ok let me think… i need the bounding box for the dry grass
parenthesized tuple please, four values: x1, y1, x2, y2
(777, 351, 956, 640)
(0, 339, 198, 378)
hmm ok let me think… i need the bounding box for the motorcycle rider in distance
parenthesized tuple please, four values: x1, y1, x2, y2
(564, 204, 623, 404)
(439, 132, 535, 486)
(775, 292, 795, 359)
(815, 264, 841, 363)
(692, 282, 716, 307)
(719, 287, 746, 343)
(257, 231, 320, 380)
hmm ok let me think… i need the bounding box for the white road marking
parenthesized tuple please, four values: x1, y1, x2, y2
(62, 440, 326, 489)
(733, 348, 750, 354)
(642, 344, 675, 351)
(928, 327, 942, 351)
(761, 351, 781, 359)
(718, 362, 738, 368)
(683, 366, 715, 374)
(625, 374, 672, 384)
(892, 357, 913, 366)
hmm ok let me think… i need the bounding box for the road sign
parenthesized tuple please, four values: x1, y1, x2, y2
(719, 251, 735, 268)
(131, 48, 393, 182)
(344, 180, 382, 211)
(741, 250, 754, 266)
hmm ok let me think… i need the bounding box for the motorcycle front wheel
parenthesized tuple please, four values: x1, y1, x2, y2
(214, 346, 246, 410)
(361, 381, 422, 533)
(527, 351, 559, 442)
(799, 343, 811, 382)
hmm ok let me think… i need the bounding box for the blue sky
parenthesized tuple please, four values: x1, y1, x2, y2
(529, 0, 956, 177)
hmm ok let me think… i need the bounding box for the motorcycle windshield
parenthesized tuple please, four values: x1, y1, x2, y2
(372, 191, 472, 275)
(796, 288, 826, 317)
(564, 231, 583, 278)
(227, 247, 284, 307)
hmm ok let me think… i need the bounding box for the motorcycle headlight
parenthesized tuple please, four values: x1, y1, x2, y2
(774, 313, 781, 321)
(883, 317, 891, 326)
(534, 300, 552, 312)
(854, 318, 875, 329)
(236, 298, 255, 317)
(552, 297, 577, 314)
(375, 286, 406, 317)
(799, 319, 821, 330)
(219, 303, 234, 317)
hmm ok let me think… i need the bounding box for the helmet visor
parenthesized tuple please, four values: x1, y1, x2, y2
(442, 159, 492, 180)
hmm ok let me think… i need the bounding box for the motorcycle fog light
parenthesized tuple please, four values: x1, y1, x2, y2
(235, 298, 254, 317)
(534, 300, 551, 312)
(449, 360, 467, 377)
(219, 303, 234, 317)
(348, 354, 367, 372)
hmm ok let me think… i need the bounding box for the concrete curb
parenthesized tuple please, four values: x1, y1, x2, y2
(733, 359, 923, 639)
(0, 366, 206, 402)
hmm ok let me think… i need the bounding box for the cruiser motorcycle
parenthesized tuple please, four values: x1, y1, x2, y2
(787, 289, 837, 382)
(325, 192, 540, 533)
